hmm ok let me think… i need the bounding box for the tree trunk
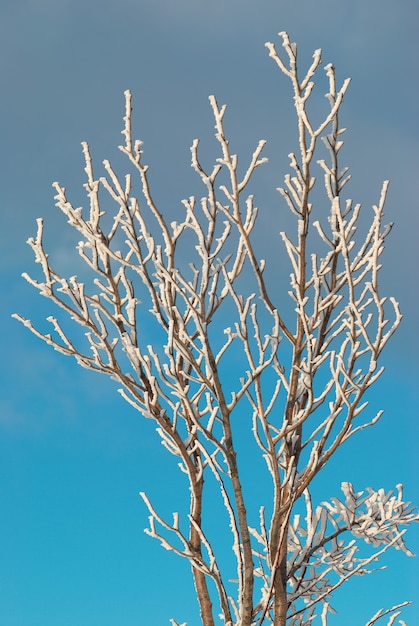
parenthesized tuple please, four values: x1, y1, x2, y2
(273, 546, 288, 626)
(190, 476, 215, 626)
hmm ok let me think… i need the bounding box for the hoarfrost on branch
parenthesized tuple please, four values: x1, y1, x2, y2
(14, 31, 417, 626)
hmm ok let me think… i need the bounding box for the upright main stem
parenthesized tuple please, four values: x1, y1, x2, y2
(190, 477, 215, 626)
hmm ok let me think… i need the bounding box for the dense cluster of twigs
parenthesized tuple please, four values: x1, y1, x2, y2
(14, 32, 417, 626)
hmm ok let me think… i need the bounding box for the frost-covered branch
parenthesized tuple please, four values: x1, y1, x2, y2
(14, 30, 416, 626)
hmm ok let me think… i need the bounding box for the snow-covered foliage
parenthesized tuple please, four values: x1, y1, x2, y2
(14, 32, 417, 626)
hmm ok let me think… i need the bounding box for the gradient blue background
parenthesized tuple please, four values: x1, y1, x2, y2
(1, 1, 418, 624)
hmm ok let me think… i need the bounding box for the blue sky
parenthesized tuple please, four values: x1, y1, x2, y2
(1, 0, 418, 624)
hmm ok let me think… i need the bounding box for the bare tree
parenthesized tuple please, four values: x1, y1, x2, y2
(14, 32, 418, 626)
